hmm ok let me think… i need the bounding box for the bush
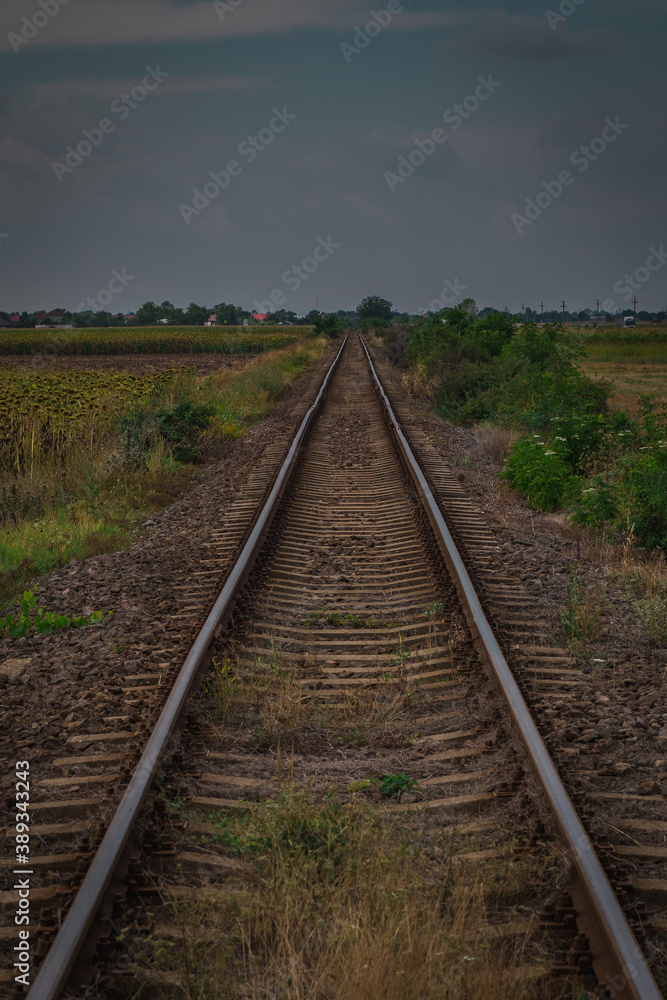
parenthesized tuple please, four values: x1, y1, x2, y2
(153, 398, 215, 462)
(502, 436, 570, 511)
(120, 398, 215, 465)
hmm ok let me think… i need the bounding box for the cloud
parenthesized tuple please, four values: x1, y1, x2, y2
(0, 0, 463, 52)
(343, 192, 395, 226)
(30, 75, 267, 102)
(0, 137, 52, 170)
(460, 10, 622, 59)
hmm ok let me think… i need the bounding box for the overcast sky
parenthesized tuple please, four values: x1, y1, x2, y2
(1, 0, 666, 315)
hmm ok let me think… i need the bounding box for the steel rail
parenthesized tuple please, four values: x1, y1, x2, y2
(358, 333, 661, 1000)
(26, 334, 349, 1000)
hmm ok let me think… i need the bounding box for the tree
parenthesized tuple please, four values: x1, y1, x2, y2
(134, 301, 159, 325)
(265, 309, 298, 325)
(184, 303, 209, 326)
(356, 295, 393, 323)
(213, 302, 246, 325)
(313, 313, 344, 338)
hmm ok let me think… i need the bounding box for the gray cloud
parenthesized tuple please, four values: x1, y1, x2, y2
(0, 0, 463, 52)
(460, 10, 622, 59)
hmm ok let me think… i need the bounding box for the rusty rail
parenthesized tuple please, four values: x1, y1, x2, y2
(358, 332, 661, 1000)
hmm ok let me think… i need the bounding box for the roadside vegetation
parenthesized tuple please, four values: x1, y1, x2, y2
(386, 305, 667, 556)
(0, 336, 327, 605)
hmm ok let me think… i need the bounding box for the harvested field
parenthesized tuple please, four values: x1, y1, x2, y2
(0, 353, 253, 376)
(579, 360, 667, 416)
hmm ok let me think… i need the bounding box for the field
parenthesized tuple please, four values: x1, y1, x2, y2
(0, 325, 311, 356)
(0, 333, 328, 604)
(577, 327, 667, 416)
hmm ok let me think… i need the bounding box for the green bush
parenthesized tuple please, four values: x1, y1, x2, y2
(119, 398, 215, 465)
(502, 436, 570, 510)
(153, 398, 215, 462)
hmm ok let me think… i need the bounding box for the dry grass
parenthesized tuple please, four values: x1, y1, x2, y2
(400, 363, 437, 402)
(132, 792, 571, 1000)
(578, 360, 667, 417)
(202, 655, 412, 752)
(474, 424, 520, 462)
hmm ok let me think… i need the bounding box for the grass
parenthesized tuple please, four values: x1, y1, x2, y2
(129, 791, 570, 1000)
(576, 328, 667, 416)
(0, 336, 327, 607)
(202, 654, 411, 752)
(578, 361, 667, 417)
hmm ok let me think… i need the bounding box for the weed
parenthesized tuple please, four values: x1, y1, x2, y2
(558, 567, 602, 652)
(390, 634, 412, 668)
(0, 584, 108, 639)
(378, 772, 420, 798)
(635, 587, 667, 643)
(304, 607, 382, 628)
(82, 471, 103, 517)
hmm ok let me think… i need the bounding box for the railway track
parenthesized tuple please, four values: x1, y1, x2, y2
(2, 334, 665, 998)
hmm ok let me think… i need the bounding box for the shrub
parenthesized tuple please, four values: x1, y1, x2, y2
(567, 473, 621, 530)
(153, 398, 215, 462)
(501, 436, 570, 510)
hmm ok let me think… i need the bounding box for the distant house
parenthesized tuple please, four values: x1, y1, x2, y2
(122, 313, 136, 323)
(34, 311, 47, 321)
(252, 313, 268, 322)
(205, 313, 217, 327)
(9, 313, 19, 323)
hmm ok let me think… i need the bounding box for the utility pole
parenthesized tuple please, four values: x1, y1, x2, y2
(632, 295, 638, 318)
(561, 300, 566, 323)
(539, 301, 544, 325)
